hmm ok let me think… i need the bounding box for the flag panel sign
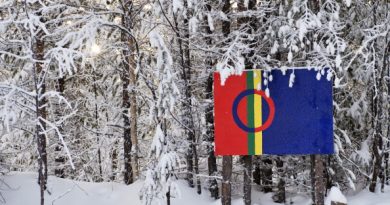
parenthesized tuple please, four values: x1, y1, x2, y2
(214, 69, 333, 155)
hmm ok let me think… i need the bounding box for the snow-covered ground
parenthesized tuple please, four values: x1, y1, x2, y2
(0, 172, 389, 205)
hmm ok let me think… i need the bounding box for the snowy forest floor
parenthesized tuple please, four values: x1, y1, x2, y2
(1, 172, 389, 205)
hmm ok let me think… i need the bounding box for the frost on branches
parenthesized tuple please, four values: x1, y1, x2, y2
(140, 30, 181, 205)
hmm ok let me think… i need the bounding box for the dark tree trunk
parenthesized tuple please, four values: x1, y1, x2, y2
(253, 158, 261, 185)
(221, 1, 232, 204)
(383, 130, 390, 190)
(93, 73, 103, 182)
(311, 155, 325, 205)
(222, 156, 232, 205)
(205, 74, 219, 199)
(184, 80, 194, 187)
(129, 58, 138, 179)
(179, 1, 198, 189)
(369, 130, 383, 193)
(369, 3, 388, 193)
(166, 187, 171, 205)
(273, 157, 286, 203)
(386, 36, 390, 186)
(325, 156, 333, 191)
(33, 18, 47, 205)
(380, 37, 390, 191)
(369, 68, 384, 193)
(261, 158, 273, 193)
(127, 28, 138, 179)
(122, 0, 139, 182)
(204, 3, 218, 199)
(54, 77, 65, 178)
(111, 140, 118, 181)
(243, 156, 252, 205)
(122, 52, 133, 185)
(194, 144, 201, 194)
(96, 134, 103, 181)
(121, 7, 133, 184)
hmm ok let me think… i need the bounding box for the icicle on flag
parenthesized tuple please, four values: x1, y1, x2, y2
(214, 69, 334, 155)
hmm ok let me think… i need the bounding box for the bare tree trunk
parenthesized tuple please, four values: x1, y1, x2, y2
(273, 157, 286, 203)
(243, 156, 252, 205)
(129, 57, 138, 179)
(54, 77, 65, 178)
(253, 158, 261, 185)
(111, 140, 118, 181)
(222, 156, 232, 205)
(203, 3, 219, 199)
(386, 30, 390, 186)
(121, 52, 133, 185)
(185, 2, 200, 194)
(261, 158, 273, 193)
(221, 1, 232, 204)
(121, 0, 139, 184)
(205, 74, 219, 199)
(161, 119, 171, 205)
(369, 1, 379, 194)
(194, 143, 201, 194)
(33, 19, 47, 205)
(121, 6, 133, 184)
(93, 73, 103, 182)
(382, 40, 390, 189)
(166, 186, 171, 205)
(369, 131, 382, 192)
(183, 76, 195, 188)
(325, 156, 333, 191)
(311, 155, 325, 205)
(369, 2, 388, 192)
(125, 14, 138, 179)
(96, 134, 103, 181)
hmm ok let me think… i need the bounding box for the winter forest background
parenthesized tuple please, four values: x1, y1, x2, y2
(0, 0, 389, 205)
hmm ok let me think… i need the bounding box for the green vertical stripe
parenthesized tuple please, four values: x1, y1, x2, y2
(246, 71, 255, 155)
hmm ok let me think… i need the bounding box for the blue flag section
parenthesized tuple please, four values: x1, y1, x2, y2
(262, 69, 334, 155)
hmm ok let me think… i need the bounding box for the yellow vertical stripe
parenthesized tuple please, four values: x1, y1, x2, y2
(253, 70, 263, 155)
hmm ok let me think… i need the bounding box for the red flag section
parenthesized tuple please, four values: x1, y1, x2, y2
(214, 73, 249, 155)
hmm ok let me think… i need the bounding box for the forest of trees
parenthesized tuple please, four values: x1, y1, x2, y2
(0, 0, 389, 205)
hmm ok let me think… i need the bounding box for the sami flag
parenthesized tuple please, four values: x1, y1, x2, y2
(214, 69, 333, 155)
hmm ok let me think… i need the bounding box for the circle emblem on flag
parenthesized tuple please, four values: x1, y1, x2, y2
(232, 89, 275, 133)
